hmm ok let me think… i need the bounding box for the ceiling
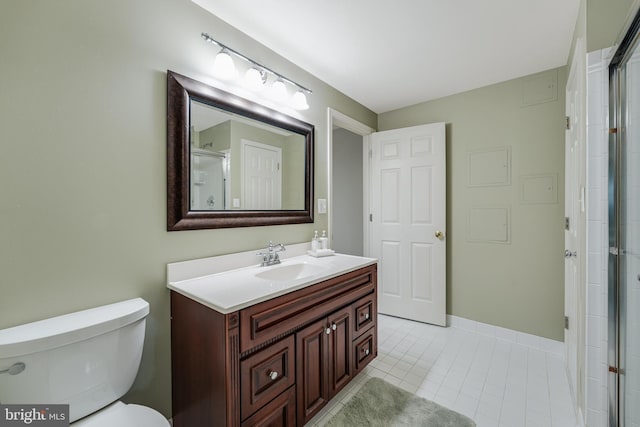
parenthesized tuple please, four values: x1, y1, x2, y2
(193, 0, 580, 114)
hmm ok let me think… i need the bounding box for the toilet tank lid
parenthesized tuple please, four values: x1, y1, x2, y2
(0, 298, 149, 359)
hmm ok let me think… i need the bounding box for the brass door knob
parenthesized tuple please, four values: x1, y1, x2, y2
(435, 231, 445, 240)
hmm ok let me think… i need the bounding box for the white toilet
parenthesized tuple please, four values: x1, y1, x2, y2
(0, 298, 170, 426)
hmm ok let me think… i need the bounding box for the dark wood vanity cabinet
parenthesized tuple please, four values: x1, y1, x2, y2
(170, 263, 377, 427)
(296, 305, 353, 425)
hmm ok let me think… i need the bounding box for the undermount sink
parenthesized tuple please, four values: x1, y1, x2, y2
(255, 262, 326, 282)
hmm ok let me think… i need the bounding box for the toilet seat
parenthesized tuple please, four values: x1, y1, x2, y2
(72, 401, 170, 427)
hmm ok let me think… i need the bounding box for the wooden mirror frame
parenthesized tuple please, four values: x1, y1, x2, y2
(167, 71, 314, 231)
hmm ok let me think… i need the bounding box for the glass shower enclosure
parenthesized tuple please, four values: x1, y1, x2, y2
(608, 12, 640, 426)
(190, 148, 228, 211)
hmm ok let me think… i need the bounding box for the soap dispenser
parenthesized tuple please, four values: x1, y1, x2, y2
(311, 230, 319, 251)
(320, 230, 328, 250)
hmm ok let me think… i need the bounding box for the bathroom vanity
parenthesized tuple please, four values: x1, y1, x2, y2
(168, 250, 377, 426)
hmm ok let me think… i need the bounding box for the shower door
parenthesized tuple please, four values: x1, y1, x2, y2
(190, 149, 228, 210)
(609, 14, 640, 426)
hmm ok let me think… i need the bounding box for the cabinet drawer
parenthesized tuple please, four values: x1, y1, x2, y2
(240, 265, 376, 352)
(241, 336, 295, 421)
(241, 386, 296, 427)
(353, 328, 376, 374)
(353, 294, 375, 337)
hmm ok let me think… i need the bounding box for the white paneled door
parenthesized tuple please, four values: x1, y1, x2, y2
(241, 140, 282, 209)
(370, 123, 446, 326)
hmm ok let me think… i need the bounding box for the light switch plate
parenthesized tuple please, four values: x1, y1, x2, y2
(317, 198, 327, 214)
(233, 198, 240, 208)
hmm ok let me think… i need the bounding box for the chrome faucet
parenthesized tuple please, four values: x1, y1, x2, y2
(257, 241, 286, 266)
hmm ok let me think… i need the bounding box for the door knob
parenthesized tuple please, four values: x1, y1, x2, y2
(435, 231, 445, 240)
(564, 249, 577, 258)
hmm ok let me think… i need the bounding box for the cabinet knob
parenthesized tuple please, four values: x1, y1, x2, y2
(325, 327, 331, 335)
(364, 348, 370, 355)
(332, 323, 337, 331)
(364, 313, 369, 320)
(268, 371, 278, 381)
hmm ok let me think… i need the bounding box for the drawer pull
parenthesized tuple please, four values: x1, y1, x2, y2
(268, 370, 279, 381)
(365, 313, 369, 320)
(325, 327, 331, 335)
(364, 348, 370, 356)
(332, 323, 337, 331)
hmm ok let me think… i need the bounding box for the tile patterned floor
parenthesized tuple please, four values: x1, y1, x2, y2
(309, 314, 577, 427)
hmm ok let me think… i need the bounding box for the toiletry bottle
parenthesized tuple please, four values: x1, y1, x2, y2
(320, 230, 328, 250)
(311, 230, 319, 251)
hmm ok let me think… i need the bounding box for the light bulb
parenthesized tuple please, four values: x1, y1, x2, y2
(244, 67, 265, 91)
(269, 79, 288, 103)
(212, 49, 237, 80)
(292, 90, 309, 110)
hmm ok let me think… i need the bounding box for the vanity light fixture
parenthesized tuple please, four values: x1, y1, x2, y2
(244, 66, 266, 91)
(292, 90, 310, 110)
(269, 78, 288, 103)
(202, 32, 311, 110)
(212, 48, 237, 80)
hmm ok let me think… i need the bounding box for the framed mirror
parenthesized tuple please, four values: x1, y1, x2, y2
(167, 70, 314, 230)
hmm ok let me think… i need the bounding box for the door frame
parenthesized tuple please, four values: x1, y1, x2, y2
(326, 108, 375, 254)
(565, 35, 587, 421)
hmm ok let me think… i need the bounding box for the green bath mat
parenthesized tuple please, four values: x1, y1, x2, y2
(324, 377, 476, 427)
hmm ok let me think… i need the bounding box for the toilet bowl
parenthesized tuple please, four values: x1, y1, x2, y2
(73, 402, 169, 426)
(0, 298, 170, 426)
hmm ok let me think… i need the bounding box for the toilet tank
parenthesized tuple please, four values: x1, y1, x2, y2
(0, 298, 149, 423)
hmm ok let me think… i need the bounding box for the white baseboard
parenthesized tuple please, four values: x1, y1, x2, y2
(446, 315, 565, 358)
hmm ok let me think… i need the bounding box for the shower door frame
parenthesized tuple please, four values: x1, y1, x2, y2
(608, 8, 640, 426)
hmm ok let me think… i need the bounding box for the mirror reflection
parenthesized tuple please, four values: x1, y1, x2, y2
(167, 70, 314, 231)
(189, 100, 306, 211)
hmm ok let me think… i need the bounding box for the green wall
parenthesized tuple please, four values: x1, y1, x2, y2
(379, 68, 567, 341)
(587, 0, 635, 51)
(3, 0, 625, 419)
(0, 0, 376, 418)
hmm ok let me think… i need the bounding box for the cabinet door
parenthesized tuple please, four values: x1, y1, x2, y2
(296, 319, 329, 425)
(328, 306, 352, 396)
(241, 386, 296, 427)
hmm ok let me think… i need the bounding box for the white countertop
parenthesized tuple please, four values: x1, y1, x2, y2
(167, 251, 377, 314)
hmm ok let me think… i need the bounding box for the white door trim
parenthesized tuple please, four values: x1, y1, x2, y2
(327, 108, 375, 255)
(565, 36, 587, 421)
